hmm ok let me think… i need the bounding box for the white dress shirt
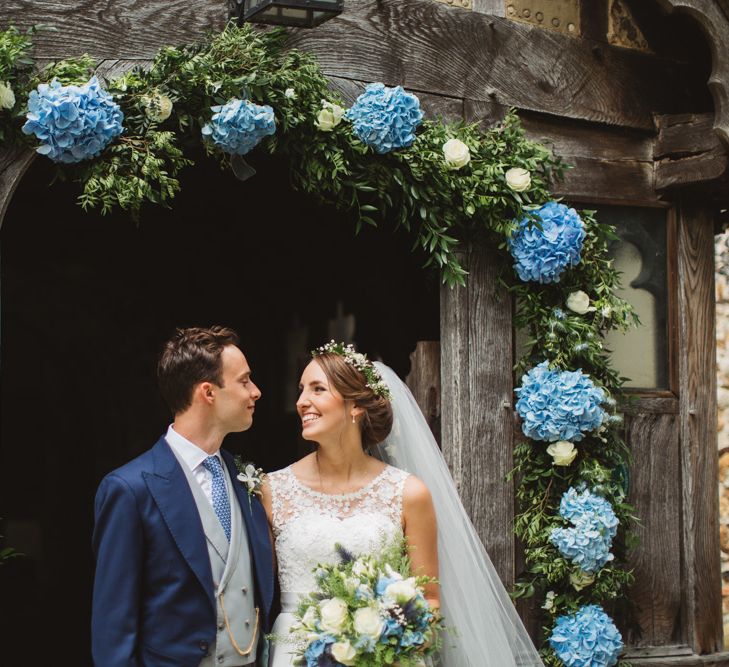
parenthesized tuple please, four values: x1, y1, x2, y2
(165, 424, 224, 507)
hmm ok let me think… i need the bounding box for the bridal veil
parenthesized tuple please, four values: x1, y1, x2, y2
(372, 362, 544, 667)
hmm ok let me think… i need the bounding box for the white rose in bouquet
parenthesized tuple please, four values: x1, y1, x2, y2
(385, 577, 418, 603)
(353, 605, 385, 639)
(319, 598, 348, 633)
(301, 606, 319, 629)
(331, 640, 358, 666)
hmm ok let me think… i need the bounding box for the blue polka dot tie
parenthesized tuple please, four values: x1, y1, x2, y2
(202, 455, 231, 541)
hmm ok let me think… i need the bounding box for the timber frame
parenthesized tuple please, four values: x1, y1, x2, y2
(1, 0, 728, 663)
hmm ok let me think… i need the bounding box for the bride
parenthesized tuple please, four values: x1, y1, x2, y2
(261, 342, 543, 666)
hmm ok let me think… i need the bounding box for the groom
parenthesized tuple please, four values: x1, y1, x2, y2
(92, 326, 274, 667)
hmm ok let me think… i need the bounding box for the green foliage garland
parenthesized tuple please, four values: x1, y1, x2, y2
(0, 21, 638, 665)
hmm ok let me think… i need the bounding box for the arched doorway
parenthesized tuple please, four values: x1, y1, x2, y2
(0, 150, 440, 665)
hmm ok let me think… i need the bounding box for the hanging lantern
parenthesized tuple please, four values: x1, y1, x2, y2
(235, 0, 343, 28)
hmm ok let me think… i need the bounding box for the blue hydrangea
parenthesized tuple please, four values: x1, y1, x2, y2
(345, 82, 424, 154)
(551, 488, 619, 572)
(22, 77, 124, 164)
(549, 605, 623, 667)
(304, 635, 335, 667)
(515, 361, 606, 442)
(201, 98, 275, 155)
(508, 201, 586, 283)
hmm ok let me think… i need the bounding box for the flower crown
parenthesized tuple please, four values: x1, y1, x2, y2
(312, 340, 392, 400)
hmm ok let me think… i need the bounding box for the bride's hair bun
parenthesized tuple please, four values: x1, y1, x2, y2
(314, 353, 393, 449)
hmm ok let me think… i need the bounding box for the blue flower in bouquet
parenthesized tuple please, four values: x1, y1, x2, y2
(551, 488, 619, 573)
(304, 635, 335, 666)
(549, 605, 623, 667)
(508, 201, 586, 283)
(201, 98, 275, 155)
(376, 575, 400, 597)
(346, 82, 424, 154)
(514, 361, 606, 442)
(22, 77, 124, 164)
(383, 616, 404, 637)
(400, 629, 426, 648)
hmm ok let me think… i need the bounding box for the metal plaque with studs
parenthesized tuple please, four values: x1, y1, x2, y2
(505, 0, 580, 36)
(433, 0, 473, 9)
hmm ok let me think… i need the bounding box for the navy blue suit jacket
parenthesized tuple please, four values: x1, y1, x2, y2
(91, 437, 275, 667)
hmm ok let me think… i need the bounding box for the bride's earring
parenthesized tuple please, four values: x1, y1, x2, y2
(352, 415, 356, 424)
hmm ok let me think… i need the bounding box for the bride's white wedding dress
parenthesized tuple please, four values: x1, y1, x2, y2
(267, 464, 410, 667)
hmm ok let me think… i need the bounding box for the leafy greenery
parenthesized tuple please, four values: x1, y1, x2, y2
(0, 22, 561, 285)
(0, 21, 639, 665)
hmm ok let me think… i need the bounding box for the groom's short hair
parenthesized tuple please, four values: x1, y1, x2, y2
(157, 326, 240, 414)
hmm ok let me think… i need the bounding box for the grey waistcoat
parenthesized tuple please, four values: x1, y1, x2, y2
(171, 449, 259, 667)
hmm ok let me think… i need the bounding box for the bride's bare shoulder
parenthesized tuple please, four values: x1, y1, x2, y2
(402, 474, 433, 507)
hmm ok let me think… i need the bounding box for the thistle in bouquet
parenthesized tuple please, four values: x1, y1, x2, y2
(287, 539, 443, 666)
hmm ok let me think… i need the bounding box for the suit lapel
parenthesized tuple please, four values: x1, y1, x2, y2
(221, 450, 274, 623)
(143, 437, 216, 615)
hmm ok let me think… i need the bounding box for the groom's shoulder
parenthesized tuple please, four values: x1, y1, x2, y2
(101, 436, 168, 487)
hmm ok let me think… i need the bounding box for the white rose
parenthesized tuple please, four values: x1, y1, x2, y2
(570, 570, 595, 591)
(542, 590, 556, 610)
(143, 93, 173, 122)
(315, 100, 345, 132)
(353, 606, 384, 639)
(331, 640, 357, 665)
(566, 290, 596, 315)
(546, 441, 577, 466)
(352, 560, 368, 577)
(442, 138, 471, 170)
(384, 578, 418, 603)
(301, 606, 319, 629)
(384, 564, 403, 580)
(319, 598, 348, 633)
(284, 87, 296, 99)
(0, 81, 16, 110)
(505, 167, 531, 192)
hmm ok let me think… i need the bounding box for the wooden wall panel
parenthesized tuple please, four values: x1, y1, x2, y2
(625, 412, 684, 650)
(440, 243, 515, 586)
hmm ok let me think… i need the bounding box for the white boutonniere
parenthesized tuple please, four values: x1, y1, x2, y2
(234, 456, 266, 505)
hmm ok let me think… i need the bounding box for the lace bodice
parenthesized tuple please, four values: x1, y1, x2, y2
(269, 465, 409, 594)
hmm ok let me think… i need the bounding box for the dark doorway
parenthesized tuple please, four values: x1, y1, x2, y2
(0, 151, 439, 665)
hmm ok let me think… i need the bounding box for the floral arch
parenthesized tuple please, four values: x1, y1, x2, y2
(0, 22, 639, 666)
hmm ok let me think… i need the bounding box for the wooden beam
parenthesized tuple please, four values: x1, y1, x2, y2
(655, 113, 729, 190)
(440, 244, 516, 586)
(676, 200, 723, 654)
(465, 100, 658, 202)
(287, 0, 698, 132)
(0, 0, 700, 132)
(0, 0, 228, 60)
